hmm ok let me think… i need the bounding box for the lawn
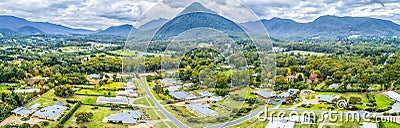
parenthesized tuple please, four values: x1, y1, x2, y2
(63, 105, 128, 128)
(26, 89, 99, 108)
(230, 87, 254, 98)
(153, 121, 178, 128)
(375, 94, 393, 109)
(220, 98, 245, 109)
(133, 97, 156, 106)
(379, 122, 400, 128)
(100, 82, 125, 90)
(75, 89, 116, 96)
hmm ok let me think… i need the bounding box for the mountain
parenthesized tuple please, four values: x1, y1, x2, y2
(241, 15, 400, 40)
(179, 2, 216, 15)
(138, 19, 168, 31)
(95, 24, 136, 37)
(0, 15, 94, 36)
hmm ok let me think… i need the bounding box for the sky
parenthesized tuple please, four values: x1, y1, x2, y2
(0, 0, 399, 30)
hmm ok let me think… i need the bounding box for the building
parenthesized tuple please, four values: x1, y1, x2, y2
(300, 90, 315, 94)
(169, 91, 197, 101)
(209, 96, 223, 102)
(96, 96, 130, 105)
(383, 91, 400, 102)
(183, 83, 194, 87)
(32, 104, 66, 120)
(317, 95, 341, 103)
(167, 86, 181, 92)
(187, 102, 218, 117)
(89, 74, 101, 79)
(11, 107, 34, 117)
(266, 121, 295, 128)
(29, 103, 41, 110)
(254, 90, 276, 99)
(200, 91, 213, 97)
(329, 84, 340, 89)
(107, 110, 143, 124)
(362, 122, 377, 128)
(13, 89, 40, 94)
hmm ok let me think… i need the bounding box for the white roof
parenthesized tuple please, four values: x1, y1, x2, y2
(383, 91, 400, 102)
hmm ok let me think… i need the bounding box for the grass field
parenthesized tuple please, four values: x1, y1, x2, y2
(375, 94, 393, 109)
(63, 105, 128, 128)
(75, 89, 116, 96)
(153, 121, 178, 128)
(0, 84, 7, 92)
(284, 50, 329, 56)
(99, 82, 125, 90)
(133, 97, 156, 106)
(26, 89, 98, 107)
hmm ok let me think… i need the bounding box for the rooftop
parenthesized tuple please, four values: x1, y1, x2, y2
(12, 107, 34, 116)
(188, 102, 217, 116)
(107, 110, 142, 124)
(169, 91, 196, 100)
(383, 91, 400, 102)
(200, 91, 213, 97)
(167, 86, 181, 92)
(32, 104, 66, 120)
(97, 96, 130, 105)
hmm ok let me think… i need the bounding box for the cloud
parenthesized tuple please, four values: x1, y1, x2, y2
(0, 0, 399, 30)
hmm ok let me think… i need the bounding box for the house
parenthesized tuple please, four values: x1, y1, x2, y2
(167, 86, 181, 92)
(329, 84, 340, 89)
(11, 107, 34, 117)
(96, 96, 130, 105)
(254, 90, 276, 99)
(362, 122, 377, 128)
(169, 91, 196, 101)
(116, 90, 138, 97)
(187, 102, 218, 117)
(383, 91, 400, 102)
(13, 88, 40, 94)
(29, 103, 41, 110)
(89, 74, 101, 79)
(200, 91, 213, 97)
(125, 82, 137, 90)
(183, 83, 194, 87)
(317, 95, 341, 103)
(107, 110, 143, 124)
(300, 90, 315, 94)
(209, 96, 223, 102)
(266, 121, 295, 128)
(277, 92, 291, 98)
(32, 104, 66, 120)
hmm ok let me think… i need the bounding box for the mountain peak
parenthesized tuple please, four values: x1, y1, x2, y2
(180, 2, 216, 15)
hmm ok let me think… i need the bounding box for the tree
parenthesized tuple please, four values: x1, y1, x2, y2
(54, 84, 74, 97)
(75, 112, 94, 124)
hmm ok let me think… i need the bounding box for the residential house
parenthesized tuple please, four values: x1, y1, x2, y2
(169, 91, 196, 101)
(107, 110, 143, 124)
(96, 96, 130, 105)
(187, 102, 218, 117)
(32, 104, 66, 121)
(383, 91, 400, 102)
(11, 108, 34, 117)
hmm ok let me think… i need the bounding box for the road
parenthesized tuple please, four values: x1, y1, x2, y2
(139, 79, 189, 128)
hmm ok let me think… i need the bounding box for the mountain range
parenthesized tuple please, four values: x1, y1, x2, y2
(1, 10, 400, 40)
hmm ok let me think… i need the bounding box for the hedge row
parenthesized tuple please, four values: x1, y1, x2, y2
(58, 101, 81, 124)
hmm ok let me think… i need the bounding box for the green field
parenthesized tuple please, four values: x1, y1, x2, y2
(63, 105, 128, 128)
(227, 118, 268, 128)
(26, 89, 98, 108)
(99, 82, 125, 90)
(0, 84, 7, 92)
(375, 94, 393, 109)
(153, 121, 178, 128)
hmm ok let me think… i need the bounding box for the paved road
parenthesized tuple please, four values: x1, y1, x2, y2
(139, 79, 189, 128)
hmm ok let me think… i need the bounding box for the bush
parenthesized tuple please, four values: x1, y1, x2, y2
(58, 101, 81, 124)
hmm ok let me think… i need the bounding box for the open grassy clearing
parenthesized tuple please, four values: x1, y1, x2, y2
(99, 82, 125, 90)
(375, 94, 393, 109)
(63, 105, 128, 128)
(227, 118, 268, 128)
(75, 89, 116, 96)
(26, 89, 98, 108)
(153, 121, 178, 128)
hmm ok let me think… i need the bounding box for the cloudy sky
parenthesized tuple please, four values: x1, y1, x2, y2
(0, 0, 399, 30)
